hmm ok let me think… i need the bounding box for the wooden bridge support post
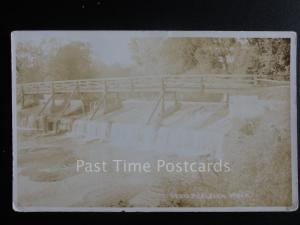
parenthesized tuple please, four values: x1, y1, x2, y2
(77, 81, 86, 115)
(61, 85, 77, 116)
(89, 80, 108, 120)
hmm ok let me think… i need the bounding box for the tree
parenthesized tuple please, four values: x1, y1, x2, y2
(129, 37, 290, 79)
(129, 37, 248, 75)
(16, 42, 46, 83)
(129, 38, 164, 75)
(158, 38, 198, 74)
(47, 42, 96, 81)
(247, 38, 290, 79)
(191, 38, 241, 74)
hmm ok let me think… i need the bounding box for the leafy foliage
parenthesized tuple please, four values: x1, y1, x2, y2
(129, 38, 290, 79)
(16, 37, 290, 83)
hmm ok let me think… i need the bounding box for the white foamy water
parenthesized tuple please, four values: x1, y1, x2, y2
(68, 119, 225, 157)
(69, 120, 109, 142)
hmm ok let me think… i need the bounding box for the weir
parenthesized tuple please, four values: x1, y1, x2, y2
(16, 75, 288, 158)
(68, 119, 225, 157)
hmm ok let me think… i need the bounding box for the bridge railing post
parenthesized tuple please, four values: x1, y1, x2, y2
(76, 81, 80, 92)
(51, 82, 55, 110)
(224, 92, 229, 108)
(201, 76, 205, 93)
(103, 80, 108, 113)
(253, 74, 258, 86)
(174, 91, 178, 105)
(130, 79, 135, 93)
(21, 85, 25, 109)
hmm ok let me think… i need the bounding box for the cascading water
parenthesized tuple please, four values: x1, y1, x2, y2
(70, 120, 108, 142)
(68, 119, 225, 157)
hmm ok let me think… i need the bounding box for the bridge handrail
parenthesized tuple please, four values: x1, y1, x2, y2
(17, 73, 289, 85)
(17, 74, 289, 94)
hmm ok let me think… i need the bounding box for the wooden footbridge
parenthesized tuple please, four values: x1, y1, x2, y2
(17, 74, 289, 130)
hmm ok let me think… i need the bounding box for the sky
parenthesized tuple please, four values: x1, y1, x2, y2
(13, 31, 136, 66)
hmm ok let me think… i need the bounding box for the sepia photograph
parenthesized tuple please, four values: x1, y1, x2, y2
(11, 31, 297, 211)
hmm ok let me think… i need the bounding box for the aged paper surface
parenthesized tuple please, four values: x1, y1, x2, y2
(11, 31, 298, 211)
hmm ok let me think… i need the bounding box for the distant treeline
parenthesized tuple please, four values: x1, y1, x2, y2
(16, 38, 290, 83)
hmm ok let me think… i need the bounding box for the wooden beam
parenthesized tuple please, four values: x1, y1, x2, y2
(38, 93, 56, 116)
(61, 86, 78, 116)
(78, 92, 86, 115)
(89, 96, 105, 120)
(146, 93, 163, 125)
